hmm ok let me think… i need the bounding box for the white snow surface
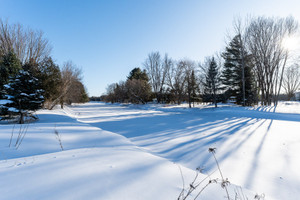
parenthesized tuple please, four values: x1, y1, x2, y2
(1, 101, 300, 199)
(0, 99, 12, 105)
(7, 107, 19, 112)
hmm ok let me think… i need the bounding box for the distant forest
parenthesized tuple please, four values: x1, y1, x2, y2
(101, 16, 300, 107)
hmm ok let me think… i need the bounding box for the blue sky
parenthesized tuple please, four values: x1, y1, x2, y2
(1, 0, 300, 96)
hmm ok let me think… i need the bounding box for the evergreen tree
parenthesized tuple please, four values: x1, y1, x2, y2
(80, 88, 89, 103)
(4, 68, 44, 124)
(0, 52, 22, 116)
(203, 57, 221, 108)
(186, 69, 198, 108)
(221, 34, 256, 106)
(39, 57, 62, 105)
(127, 67, 149, 81)
(0, 51, 22, 99)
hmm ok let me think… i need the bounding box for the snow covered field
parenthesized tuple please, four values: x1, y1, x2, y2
(1, 102, 300, 199)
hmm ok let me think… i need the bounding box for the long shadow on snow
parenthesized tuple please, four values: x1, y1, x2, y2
(86, 108, 281, 168)
(73, 104, 297, 193)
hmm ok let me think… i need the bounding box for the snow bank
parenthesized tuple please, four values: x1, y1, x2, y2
(71, 101, 300, 200)
(0, 107, 255, 200)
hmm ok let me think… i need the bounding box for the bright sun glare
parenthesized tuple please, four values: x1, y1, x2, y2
(282, 36, 299, 51)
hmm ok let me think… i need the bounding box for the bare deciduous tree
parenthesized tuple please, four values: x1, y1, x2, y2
(181, 59, 196, 108)
(0, 19, 51, 64)
(246, 16, 299, 105)
(105, 83, 118, 103)
(105, 82, 128, 103)
(126, 79, 151, 104)
(50, 61, 82, 109)
(282, 63, 300, 100)
(144, 52, 171, 103)
(166, 60, 186, 104)
(25, 29, 51, 64)
(114, 81, 128, 103)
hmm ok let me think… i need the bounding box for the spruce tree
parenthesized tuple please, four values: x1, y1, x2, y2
(4, 68, 44, 123)
(0, 51, 22, 99)
(204, 57, 221, 108)
(221, 34, 256, 106)
(0, 52, 22, 116)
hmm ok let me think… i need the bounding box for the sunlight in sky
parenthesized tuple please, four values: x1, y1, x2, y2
(282, 35, 300, 51)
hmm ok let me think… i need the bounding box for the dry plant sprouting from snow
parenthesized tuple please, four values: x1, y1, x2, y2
(177, 147, 265, 200)
(54, 125, 64, 151)
(9, 123, 29, 150)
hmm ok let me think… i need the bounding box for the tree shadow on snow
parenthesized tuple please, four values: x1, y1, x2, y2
(74, 104, 299, 193)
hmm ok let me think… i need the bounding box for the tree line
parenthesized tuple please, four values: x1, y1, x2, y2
(0, 19, 88, 123)
(103, 16, 300, 107)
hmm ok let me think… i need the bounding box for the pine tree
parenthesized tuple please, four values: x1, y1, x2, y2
(127, 67, 149, 81)
(203, 57, 221, 108)
(221, 34, 256, 106)
(4, 69, 44, 123)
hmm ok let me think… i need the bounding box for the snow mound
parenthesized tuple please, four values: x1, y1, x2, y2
(0, 106, 257, 200)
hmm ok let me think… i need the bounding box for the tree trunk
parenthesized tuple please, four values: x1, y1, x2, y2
(19, 112, 24, 124)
